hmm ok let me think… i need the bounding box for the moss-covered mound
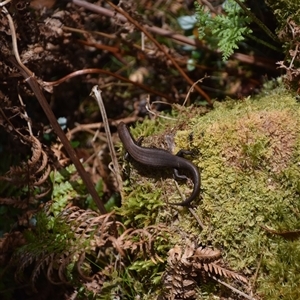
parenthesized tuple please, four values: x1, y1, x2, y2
(188, 88, 300, 299)
(119, 87, 300, 299)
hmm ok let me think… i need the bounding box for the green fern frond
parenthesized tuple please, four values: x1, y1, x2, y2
(49, 164, 82, 218)
(195, 4, 212, 39)
(13, 211, 76, 284)
(195, 0, 252, 60)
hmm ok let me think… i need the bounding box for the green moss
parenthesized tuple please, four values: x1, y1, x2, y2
(191, 89, 300, 298)
(258, 238, 300, 299)
(117, 182, 165, 227)
(119, 87, 300, 298)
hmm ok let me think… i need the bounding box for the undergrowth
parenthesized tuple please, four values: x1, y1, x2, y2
(1, 163, 170, 299)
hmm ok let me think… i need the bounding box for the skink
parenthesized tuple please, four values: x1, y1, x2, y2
(117, 122, 200, 206)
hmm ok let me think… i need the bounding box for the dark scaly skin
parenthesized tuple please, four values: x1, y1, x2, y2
(117, 122, 200, 206)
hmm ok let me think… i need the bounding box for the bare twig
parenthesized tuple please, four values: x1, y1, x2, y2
(0, 0, 12, 7)
(9, 57, 106, 214)
(197, 0, 217, 14)
(65, 114, 143, 140)
(72, 0, 199, 47)
(188, 207, 205, 229)
(72, 0, 277, 71)
(43, 68, 173, 102)
(145, 96, 176, 120)
(2, 6, 106, 214)
(233, 0, 279, 42)
(17, 90, 33, 136)
(0, 107, 27, 139)
(289, 44, 299, 68)
(90, 86, 123, 190)
(105, 1, 211, 105)
(71, 0, 211, 104)
(1, 6, 33, 76)
(211, 275, 256, 300)
(182, 76, 209, 106)
(252, 254, 262, 290)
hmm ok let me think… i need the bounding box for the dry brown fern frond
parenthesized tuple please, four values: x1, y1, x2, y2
(0, 197, 28, 209)
(202, 262, 248, 284)
(80, 264, 115, 296)
(117, 224, 170, 263)
(0, 135, 51, 209)
(193, 246, 222, 262)
(162, 241, 247, 300)
(59, 207, 120, 248)
(1, 135, 51, 186)
(51, 142, 70, 166)
(0, 231, 26, 267)
(25, 135, 51, 188)
(163, 243, 198, 299)
(12, 205, 172, 295)
(12, 206, 124, 290)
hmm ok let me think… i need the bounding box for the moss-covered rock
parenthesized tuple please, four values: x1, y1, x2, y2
(119, 86, 300, 299)
(191, 89, 300, 299)
(193, 88, 300, 298)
